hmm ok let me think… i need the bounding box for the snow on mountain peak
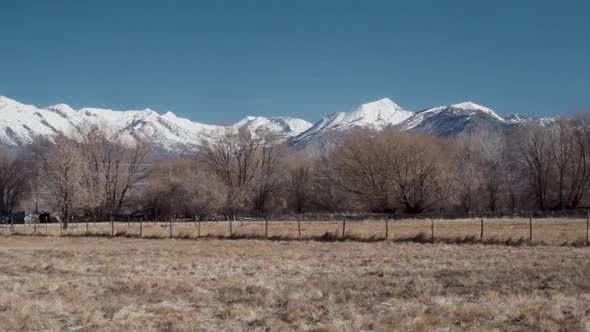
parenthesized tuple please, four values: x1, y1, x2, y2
(45, 103, 77, 119)
(162, 111, 177, 119)
(290, 98, 414, 146)
(47, 103, 75, 112)
(450, 101, 504, 122)
(0, 96, 314, 152)
(0, 96, 29, 109)
(345, 98, 413, 124)
(234, 116, 313, 138)
(506, 114, 527, 124)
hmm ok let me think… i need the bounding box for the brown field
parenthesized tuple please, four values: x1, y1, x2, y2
(0, 218, 589, 331)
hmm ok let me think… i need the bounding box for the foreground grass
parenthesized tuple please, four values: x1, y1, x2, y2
(0, 237, 588, 331)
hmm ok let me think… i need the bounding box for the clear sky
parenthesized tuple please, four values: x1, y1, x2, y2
(1, 0, 589, 124)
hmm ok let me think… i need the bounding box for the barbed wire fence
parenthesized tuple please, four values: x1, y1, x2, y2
(1, 210, 589, 247)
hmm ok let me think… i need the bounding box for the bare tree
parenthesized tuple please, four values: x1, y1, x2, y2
(201, 129, 260, 215)
(144, 158, 226, 220)
(472, 129, 507, 212)
(0, 149, 30, 216)
(548, 120, 574, 209)
(332, 130, 396, 212)
(389, 133, 442, 214)
(565, 114, 590, 208)
(332, 129, 444, 214)
(453, 137, 480, 215)
(41, 135, 82, 228)
(76, 123, 151, 217)
(432, 140, 458, 216)
(512, 124, 554, 211)
(313, 156, 349, 213)
(252, 135, 287, 215)
(288, 156, 314, 214)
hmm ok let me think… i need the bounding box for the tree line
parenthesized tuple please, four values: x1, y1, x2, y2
(1, 114, 590, 223)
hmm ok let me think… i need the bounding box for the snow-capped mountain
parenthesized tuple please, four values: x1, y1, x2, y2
(290, 98, 414, 147)
(0, 95, 561, 155)
(398, 101, 509, 137)
(397, 101, 558, 135)
(234, 116, 312, 139)
(289, 99, 560, 152)
(505, 113, 559, 126)
(0, 96, 309, 153)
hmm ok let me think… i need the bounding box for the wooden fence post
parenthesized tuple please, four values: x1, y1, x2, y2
(265, 216, 269, 238)
(198, 219, 201, 238)
(10, 212, 13, 234)
(342, 215, 346, 239)
(169, 218, 173, 238)
(86, 219, 89, 235)
(111, 216, 114, 237)
(480, 218, 484, 242)
(384, 216, 389, 240)
(529, 212, 533, 242)
(586, 210, 589, 247)
(140, 217, 143, 237)
(431, 217, 434, 243)
(229, 215, 233, 236)
(297, 215, 301, 241)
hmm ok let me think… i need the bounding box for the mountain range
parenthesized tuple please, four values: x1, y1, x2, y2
(0, 96, 557, 154)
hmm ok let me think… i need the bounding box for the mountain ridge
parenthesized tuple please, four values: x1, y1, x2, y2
(0, 96, 559, 154)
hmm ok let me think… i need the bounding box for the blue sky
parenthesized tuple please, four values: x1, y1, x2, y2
(1, 0, 589, 124)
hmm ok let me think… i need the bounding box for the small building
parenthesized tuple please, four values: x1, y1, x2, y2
(8, 210, 56, 224)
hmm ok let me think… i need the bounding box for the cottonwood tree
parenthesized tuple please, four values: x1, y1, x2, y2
(432, 140, 458, 216)
(389, 133, 442, 214)
(288, 158, 314, 214)
(503, 142, 524, 213)
(512, 124, 554, 211)
(201, 129, 260, 216)
(453, 137, 481, 215)
(312, 156, 349, 213)
(252, 135, 287, 215)
(564, 114, 590, 208)
(145, 158, 226, 220)
(41, 135, 82, 228)
(545, 115, 590, 209)
(76, 123, 151, 217)
(332, 129, 445, 214)
(472, 129, 507, 212)
(333, 129, 397, 212)
(548, 120, 574, 210)
(0, 150, 30, 216)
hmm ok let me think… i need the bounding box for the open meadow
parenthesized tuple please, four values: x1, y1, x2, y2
(0, 218, 589, 331)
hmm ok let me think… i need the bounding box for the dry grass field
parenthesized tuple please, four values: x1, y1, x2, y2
(0, 218, 589, 331)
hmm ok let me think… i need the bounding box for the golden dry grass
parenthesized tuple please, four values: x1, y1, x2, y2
(0, 225, 589, 331)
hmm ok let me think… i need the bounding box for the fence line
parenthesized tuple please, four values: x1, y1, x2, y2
(1, 215, 589, 247)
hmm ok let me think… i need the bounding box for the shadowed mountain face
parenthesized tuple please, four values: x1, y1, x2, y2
(0, 96, 557, 155)
(290, 100, 557, 155)
(398, 102, 511, 137)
